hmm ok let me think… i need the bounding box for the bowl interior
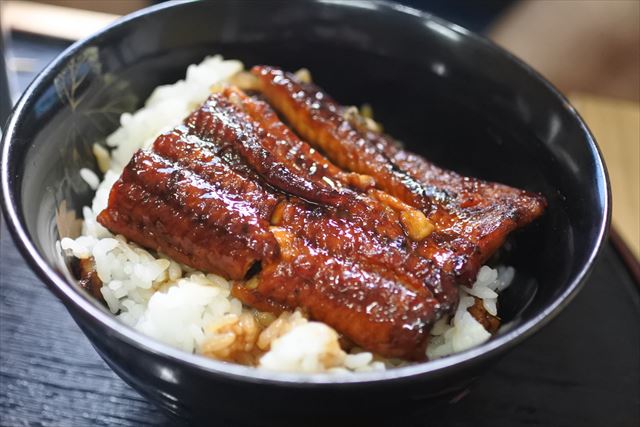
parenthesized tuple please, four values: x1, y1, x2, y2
(2, 0, 608, 380)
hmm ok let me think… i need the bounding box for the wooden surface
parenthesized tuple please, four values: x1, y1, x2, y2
(1, 0, 120, 41)
(570, 94, 640, 259)
(33, 0, 149, 16)
(1, 32, 639, 427)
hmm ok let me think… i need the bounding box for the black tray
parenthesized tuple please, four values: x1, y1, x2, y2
(1, 34, 638, 427)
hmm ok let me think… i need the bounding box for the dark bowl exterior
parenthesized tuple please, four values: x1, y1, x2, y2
(1, 0, 610, 424)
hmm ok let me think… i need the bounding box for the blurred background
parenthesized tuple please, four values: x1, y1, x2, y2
(1, 0, 638, 261)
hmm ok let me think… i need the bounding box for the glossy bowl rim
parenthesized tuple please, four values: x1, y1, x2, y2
(1, 0, 611, 386)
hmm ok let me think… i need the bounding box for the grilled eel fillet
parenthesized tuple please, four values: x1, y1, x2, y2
(98, 78, 545, 360)
(252, 66, 547, 275)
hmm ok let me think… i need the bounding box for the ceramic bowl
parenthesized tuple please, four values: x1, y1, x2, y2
(1, 1, 610, 424)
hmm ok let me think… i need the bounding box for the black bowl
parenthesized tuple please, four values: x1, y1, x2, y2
(0, 0, 610, 424)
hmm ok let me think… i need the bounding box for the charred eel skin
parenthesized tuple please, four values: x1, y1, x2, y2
(98, 76, 546, 360)
(252, 65, 546, 273)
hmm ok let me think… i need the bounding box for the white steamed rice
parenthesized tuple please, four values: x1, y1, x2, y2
(59, 55, 514, 373)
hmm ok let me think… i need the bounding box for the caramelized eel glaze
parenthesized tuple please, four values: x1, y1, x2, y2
(98, 75, 546, 360)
